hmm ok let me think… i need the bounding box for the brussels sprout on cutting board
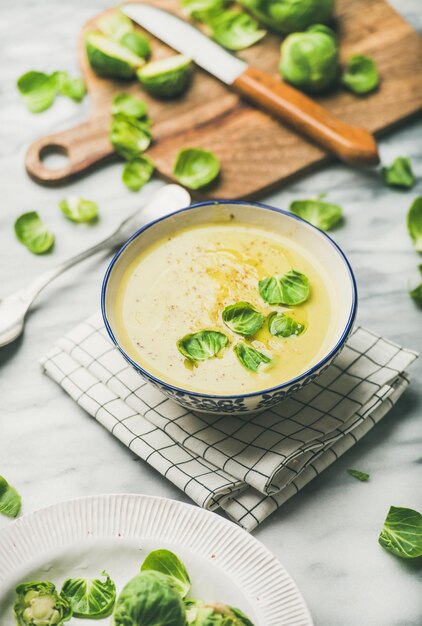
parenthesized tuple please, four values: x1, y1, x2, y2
(137, 55, 192, 98)
(85, 32, 145, 78)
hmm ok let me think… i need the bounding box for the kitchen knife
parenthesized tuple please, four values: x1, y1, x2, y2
(122, 3, 379, 167)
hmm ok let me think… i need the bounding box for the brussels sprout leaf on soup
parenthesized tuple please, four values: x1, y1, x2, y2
(0, 475, 22, 518)
(122, 156, 155, 191)
(137, 55, 192, 99)
(141, 549, 191, 598)
(407, 196, 422, 252)
(222, 302, 264, 337)
(238, 0, 335, 35)
(61, 571, 116, 619)
(378, 506, 422, 559)
(234, 343, 272, 372)
(259, 270, 310, 305)
(14, 212, 55, 255)
(177, 330, 228, 362)
(173, 148, 220, 189)
(290, 198, 342, 231)
(268, 312, 305, 338)
(207, 10, 266, 51)
(112, 93, 148, 119)
(59, 197, 99, 223)
(382, 157, 415, 189)
(341, 54, 379, 95)
(110, 114, 152, 159)
(14, 581, 72, 626)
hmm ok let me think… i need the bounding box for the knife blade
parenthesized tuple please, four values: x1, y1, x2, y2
(122, 3, 379, 167)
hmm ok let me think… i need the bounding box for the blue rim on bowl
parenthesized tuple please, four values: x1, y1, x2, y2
(101, 200, 358, 401)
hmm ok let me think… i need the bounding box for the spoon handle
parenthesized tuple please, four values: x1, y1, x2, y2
(19, 184, 191, 304)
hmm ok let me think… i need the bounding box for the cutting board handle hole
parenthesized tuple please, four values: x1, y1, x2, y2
(40, 145, 70, 170)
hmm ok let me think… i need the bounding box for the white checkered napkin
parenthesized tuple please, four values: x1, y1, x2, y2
(40, 313, 417, 531)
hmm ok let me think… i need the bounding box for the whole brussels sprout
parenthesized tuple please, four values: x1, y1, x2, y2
(239, 0, 335, 35)
(279, 24, 339, 92)
(114, 570, 186, 626)
(14, 581, 72, 626)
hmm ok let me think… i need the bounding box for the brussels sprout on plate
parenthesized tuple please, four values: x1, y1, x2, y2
(61, 571, 116, 619)
(185, 600, 255, 625)
(85, 32, 145, 79)
(239, 0, 335, 35)
(141, 549, 191, 598)
(137, 54, 192, 99)
(173, 147, 220, 189)
(14, 581, 72, 626)
(279, 24, 339, 92)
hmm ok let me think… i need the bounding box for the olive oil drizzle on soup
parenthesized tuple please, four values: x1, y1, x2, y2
(114, 223, 340, 394)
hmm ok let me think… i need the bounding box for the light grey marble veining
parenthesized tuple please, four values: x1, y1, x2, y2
(0, 1, 421, 624)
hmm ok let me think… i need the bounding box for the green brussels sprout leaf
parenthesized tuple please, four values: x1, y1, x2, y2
(222, 302, 264, 336)
(17, 71, 60, 113)
(268, 312, 305, 337)
(234, 343, 271, 373)
(177, 330, 228, 362)
(207, 10, 266, 51)
(114, 570, 186, 626)
(0, 475, 22, 518)
(341, 54, 379, 95)
(98, 9, 134, 41)
(137, 55, 192, 99)
(122, 156, 155, 191)
(14, 581, 72, 626)
(141, 550, 191, 598)
(120, 32, 151, 60)
(382, 157, 415, 190)
(181, 0, 229, 19)
(110, 114, 152, 159)
(60, 571, 116, 619)
(185, 601, 256, 625)
(259, 270, 310, 305)
(407, 196, 422, 252)
(378, 506, 422, 559)
(410, 264, 422, 306)
(239, 0, 335, 35)
(279, 24, 339, 93)
(56, 73, 86, 102)
(59, 197, 99, 223)
(347, 469, 369, 482)
(173, 147, 220, 189)
(14, 212, 55, 255)
(112, 93, 148, 119)
(85, 32, 145, 79)
(289, 198, 343, 231)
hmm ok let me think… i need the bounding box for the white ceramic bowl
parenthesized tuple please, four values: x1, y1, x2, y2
(102, 201, 357, 415)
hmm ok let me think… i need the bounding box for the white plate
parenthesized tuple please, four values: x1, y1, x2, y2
(0, 494, 312, 626)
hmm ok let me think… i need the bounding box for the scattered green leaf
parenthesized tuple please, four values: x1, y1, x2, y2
(0, 476, 22, 518)
(181, 0, 229, 19)
(122, 156, 155, 191)
(341, 54, 379, 95)
(17, 71, 59, 113)
(268, 312, 305, 337)
(207, 10, 266, 51)
(58, 197, 98, 223)
(173, 147, 220, 189)
(14, 581, 72, 626)
(407, 196, 422, 252)
(110, 114, 152, 159)
(56, 73, 86, 102)
(234, 342, 271, 372)
(378, 506, 422, 559)
(98, 9, 133, 41)
(347, 469, 369, 482)
(222, 302, 264, 337)
(61, 571, 116, 619)
(177, 330, 228, 362)
(14, 212, 54, 255)
(141, 550, 191, 598)
(120, 32, 151, 60)
(259, 270, 310, 305)
(410, 264, 422, 306)
(290, 198, 342, 231)
(382, 157, 415, 190)
(137, 55, 192, 99)
(112, 93, 148, 119)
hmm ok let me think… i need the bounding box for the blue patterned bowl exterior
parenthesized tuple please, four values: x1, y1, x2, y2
(102, 200, 357, 416)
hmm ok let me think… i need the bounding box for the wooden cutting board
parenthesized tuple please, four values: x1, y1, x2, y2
(26, 0, 422, 199)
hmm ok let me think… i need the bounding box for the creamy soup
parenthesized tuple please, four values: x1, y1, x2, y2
(114, 223, 340, 394)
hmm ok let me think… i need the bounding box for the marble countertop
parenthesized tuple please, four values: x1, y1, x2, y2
(1, 1, 421, 624)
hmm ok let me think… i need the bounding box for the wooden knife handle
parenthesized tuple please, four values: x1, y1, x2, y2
(233, 67, 380, 167)
(25, 118, 113, 185)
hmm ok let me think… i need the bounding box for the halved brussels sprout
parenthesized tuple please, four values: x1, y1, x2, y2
(279, 24, 339, 93)
(120, 32, 151, 60)
(185, 600, 255, 625)
(137, 55, 192, 99)
(239, 0, 335, 35)
(341, 54, 379, 95)
(14, 581, 72, 626)
(85, 32, 145, 79)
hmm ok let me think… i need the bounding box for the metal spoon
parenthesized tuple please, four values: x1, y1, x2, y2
(0, 184, 191, 348)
